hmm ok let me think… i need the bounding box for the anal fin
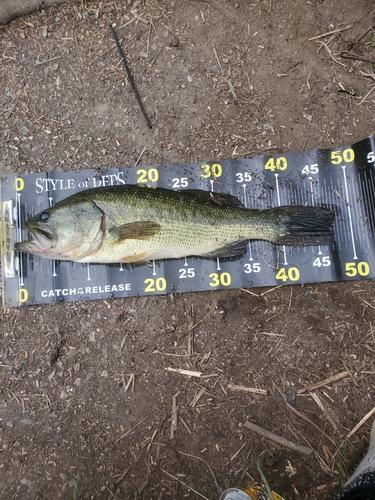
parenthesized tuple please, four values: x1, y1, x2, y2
(200, 239, 248, 258)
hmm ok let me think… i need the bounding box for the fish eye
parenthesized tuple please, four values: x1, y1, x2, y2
(39, 212, 50, 222)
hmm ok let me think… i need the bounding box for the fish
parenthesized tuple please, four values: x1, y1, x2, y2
(14, 185, 335, 264)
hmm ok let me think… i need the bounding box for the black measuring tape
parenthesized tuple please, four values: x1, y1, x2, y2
(2, 136, 375, 307)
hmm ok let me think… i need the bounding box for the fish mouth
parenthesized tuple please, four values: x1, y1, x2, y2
(15, 223, 56, 254)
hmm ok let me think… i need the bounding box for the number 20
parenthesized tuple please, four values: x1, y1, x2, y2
(137, 168, 158, 183)
(144, 277, 166, 292)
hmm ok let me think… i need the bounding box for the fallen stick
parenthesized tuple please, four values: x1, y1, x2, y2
(347, 406, 375, 439)
(190, 387, 206, 407)
(170, 392, 179, 440)
(274, 385, 336, 446)
(310, 391, 339, 432)
(109, 23, 152, 129)
(308, 25, 352, 41)
(161, 469, 209, 500)
(115, 416, 147, 443)
(228, 383, 267, 395)
(244, 421, 313, 455)
(297, 370, 349, 394)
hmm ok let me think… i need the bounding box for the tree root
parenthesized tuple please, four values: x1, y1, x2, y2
(0, 0, 92, 25)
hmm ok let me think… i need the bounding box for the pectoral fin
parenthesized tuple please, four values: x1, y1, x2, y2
(110, 221, 160, 241)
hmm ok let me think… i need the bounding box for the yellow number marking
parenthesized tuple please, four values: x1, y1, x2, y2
(19, 288, 29, 303)
(264, 157, 288, 172)
(16, 177, 25, 191)
(144, 277, 167, 292)
(331, 148, 355, 165)
(137, 168, 159, 183)
(275, 267, 300, 282)
(200, 163, 222, 179)
(345, 262, 370, 277)
(209, 272, 232, 287)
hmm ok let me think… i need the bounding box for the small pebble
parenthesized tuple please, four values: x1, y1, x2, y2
(168, 34, 180, 47)
(20, 418, 32, 425)
(6, 368, 19, 376)
(60, 390, 69, 400)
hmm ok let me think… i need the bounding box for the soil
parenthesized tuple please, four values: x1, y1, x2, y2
(1, 1, 375, 499)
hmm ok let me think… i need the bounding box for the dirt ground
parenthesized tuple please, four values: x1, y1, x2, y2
(1, 1, 375, 499)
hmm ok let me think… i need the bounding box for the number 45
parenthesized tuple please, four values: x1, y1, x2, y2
(301, 164, 319, 175)
(313, 257, 331, 267)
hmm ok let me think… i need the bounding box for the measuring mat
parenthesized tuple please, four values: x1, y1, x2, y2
(1, 136, 375, 307)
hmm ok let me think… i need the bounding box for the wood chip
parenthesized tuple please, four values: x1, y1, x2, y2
(165, 367, 202, 378)
(228, 383, 267, 395)
(190, 387, 206, 407)
(170, 391, 179, 440)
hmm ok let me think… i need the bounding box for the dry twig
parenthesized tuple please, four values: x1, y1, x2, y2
(358, 85, 375, 106)
(190, 387, 206, 407)
(347, 406, 375, 438)
(228, 383, 267, 395)
(297, 371, 349, 394)
(177, 450, 220, 493)
(109, 24, 152, 129)
(161, 469, 209, 500)
(115, 416, 147, 443)
(308, 25, 353, 41)
(244, 420, 313, 455)
(274, 386, 336, 446)
(165, 367, 203, 378)
(310, 391, 339, 433)
(170, 391, 179, 439)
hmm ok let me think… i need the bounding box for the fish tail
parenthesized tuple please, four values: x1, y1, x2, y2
(273, 206, 335, 246)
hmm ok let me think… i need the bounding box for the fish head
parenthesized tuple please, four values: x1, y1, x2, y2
(15, 197, 104, 261)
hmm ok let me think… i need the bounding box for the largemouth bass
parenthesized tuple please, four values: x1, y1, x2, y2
(15, 185, 335, 263)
